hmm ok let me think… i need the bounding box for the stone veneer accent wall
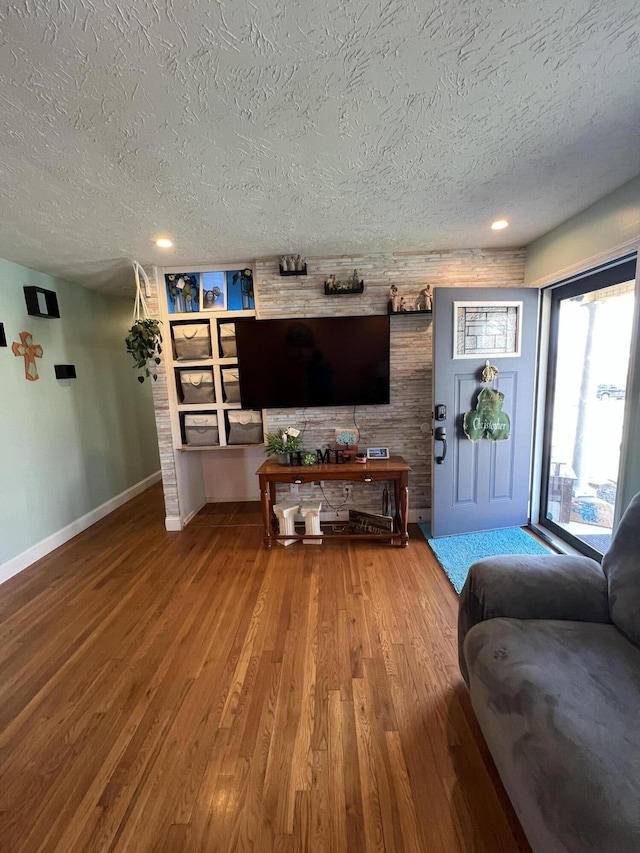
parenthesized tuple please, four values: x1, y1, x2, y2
(147, 250, 526, 522)
(145, 265, 181, 520)
(256, 251, 525, 516)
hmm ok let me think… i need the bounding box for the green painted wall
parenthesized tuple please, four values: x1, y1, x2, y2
(525, 175, 640, 285)
(0, 258, 160, 566)
(524, 175, 640, 518)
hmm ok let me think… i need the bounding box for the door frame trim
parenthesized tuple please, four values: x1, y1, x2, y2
(530, 253, 638, 547)
(431, 286, 540, 537)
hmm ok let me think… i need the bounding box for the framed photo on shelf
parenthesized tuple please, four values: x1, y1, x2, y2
(165, 273, 201, 314)
(200, 270, 227, 311)
(226, 268, 255, 310)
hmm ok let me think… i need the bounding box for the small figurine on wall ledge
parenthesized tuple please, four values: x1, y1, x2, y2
(279, 254, 307, 275)
(389, 283, 433, 314)
(415, 285, 432, 311)
(324, 269, 364, 294)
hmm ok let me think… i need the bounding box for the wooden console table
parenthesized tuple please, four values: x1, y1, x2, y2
(256, 455, 411, 548)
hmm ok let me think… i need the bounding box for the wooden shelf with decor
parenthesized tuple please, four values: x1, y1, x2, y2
(256, 455, 411, 548)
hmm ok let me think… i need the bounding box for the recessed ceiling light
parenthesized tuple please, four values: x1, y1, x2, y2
(155, 237, 173, 248)
(491, 219, 509, 231)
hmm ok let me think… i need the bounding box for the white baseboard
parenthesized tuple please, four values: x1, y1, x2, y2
(0, 470, 162, 587)
(409, 508, 430, 523)
(204, 494, 260, 503)
(183, 502, 206, 526)
(165, 499, 207, 532)
(320, 510, 350, 522)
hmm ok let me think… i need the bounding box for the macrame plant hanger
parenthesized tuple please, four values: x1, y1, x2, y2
(126, 261, 162, 382)
(132, 260, 152, 324)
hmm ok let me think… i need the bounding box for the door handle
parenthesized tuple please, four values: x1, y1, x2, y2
(434, 426, 447, 464)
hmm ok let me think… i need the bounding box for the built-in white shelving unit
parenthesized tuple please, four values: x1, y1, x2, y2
(158, 264, 264, 453)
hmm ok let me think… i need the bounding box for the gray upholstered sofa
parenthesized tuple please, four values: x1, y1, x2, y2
(458, 493, 640, 853)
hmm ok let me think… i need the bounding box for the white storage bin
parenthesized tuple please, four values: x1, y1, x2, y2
(219, 322, 237, 358)
(179, 370, 215, 404)
(222, 368, 240, 403)
(184, 414, 219, 446)
(173, 323, 211, 360)
(228, 410, 262, 444)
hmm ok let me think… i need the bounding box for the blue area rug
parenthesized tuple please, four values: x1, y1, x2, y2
(418, 524, 549, 594)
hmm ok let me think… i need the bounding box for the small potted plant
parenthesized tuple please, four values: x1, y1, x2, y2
(265, 426, 303, 464)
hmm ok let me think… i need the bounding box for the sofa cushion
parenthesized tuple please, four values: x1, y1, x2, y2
(602, 491, 640, 646)
(464, 618, 640, 853)
(458, 553, 610, 685)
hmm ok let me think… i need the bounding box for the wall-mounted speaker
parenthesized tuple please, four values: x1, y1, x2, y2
(54, 364, 77, 379)
(0, 323, 6, 347)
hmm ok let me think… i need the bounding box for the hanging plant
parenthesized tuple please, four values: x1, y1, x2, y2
(126, 262, 162, 382)
(126, 318, 162, 382)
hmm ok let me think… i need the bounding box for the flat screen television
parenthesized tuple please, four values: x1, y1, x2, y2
(234, 315, 390, 409)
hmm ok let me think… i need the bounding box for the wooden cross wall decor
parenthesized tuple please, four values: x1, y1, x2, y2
(12, 331, 44, 381)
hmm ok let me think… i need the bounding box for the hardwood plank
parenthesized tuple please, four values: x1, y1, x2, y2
(310, 747, 330, 852)
(341, 696, 366, 852)
(327, 690, 349, 852)
(289, 564, 319, 796)
(385, 730, 422, 853)
(310, 618, 329, 751)
(262, 552, 310, 834)
(352, 677, 386, 853)
(0, 486, 531, 852)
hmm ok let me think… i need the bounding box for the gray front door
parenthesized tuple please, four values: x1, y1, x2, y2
(431, 287, 540, 537)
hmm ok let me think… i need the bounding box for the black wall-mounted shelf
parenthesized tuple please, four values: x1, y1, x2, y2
(24, 286, 60, 318)
(388, 305, 432, 316)
(324, 280, 364, 295)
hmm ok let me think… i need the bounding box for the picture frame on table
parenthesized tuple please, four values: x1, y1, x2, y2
(366, 447, 390, 460)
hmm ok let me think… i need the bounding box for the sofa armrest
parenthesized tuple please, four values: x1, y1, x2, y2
(458, 554, 610, 685)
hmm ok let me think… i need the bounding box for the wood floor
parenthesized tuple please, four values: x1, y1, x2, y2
(0, 485, 531, 853)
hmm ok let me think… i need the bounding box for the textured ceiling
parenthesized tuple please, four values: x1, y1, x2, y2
(1, 0, 639, 295)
